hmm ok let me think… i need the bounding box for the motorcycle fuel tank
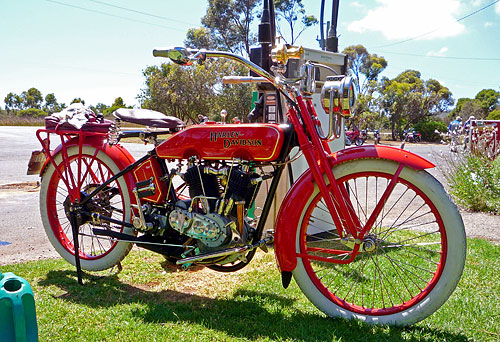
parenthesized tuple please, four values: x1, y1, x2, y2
(156, 123, 285, 161)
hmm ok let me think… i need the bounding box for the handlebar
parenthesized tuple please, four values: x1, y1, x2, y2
(222, 76, 269, 85)
(153, 48, 279, 90)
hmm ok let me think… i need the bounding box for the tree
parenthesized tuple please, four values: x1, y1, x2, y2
(91, 103, 108, 115)
(43, 93, 64, 114)
(103, 97, 128, 116)
(4, 92, 17, 113)
(450, 98, 483, 120)
(380, 70, 453, 140)
(139, 59, 252, 123)
(185, 0, 260, 55)
(185, 27, 218, 51)
(20, 87, 43, 109)
(475, 89, 500, 115)
(450, 89, 500, 120)
(342, 45, 387, 94)
(487, 109, 500, 120)
(274, 0, 318, 44)
(71, 98, 85, 105)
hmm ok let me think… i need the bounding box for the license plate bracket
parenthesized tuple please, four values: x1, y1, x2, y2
(27, 150, 46, 175)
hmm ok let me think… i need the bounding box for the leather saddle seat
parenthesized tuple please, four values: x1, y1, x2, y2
(113, 108, 185, 129)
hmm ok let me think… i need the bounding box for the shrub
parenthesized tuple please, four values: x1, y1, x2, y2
(445, 153, 500, 213)
(487, 109, 500, 120)
(413, 120, 447, 142)
(16, 108, 48, 117)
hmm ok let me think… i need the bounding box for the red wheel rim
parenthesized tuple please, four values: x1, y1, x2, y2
(45, 153, 126, 260)
(299, 171, 447, 316)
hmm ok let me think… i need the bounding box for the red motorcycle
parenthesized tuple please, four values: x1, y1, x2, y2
(345, 125, 367, 146)
(30, 45, 465, 326)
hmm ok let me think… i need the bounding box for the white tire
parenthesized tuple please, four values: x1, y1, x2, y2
(40, 145, 134, 271)
(293, 159, 466, 326)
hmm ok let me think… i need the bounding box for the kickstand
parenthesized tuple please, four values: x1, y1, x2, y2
(69, 212, 84, 285)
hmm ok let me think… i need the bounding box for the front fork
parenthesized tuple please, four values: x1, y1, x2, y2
(287, 96, 403, 261)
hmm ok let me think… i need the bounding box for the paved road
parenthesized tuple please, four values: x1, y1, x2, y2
(0, 126, 151, 264)
(0, 126, 497, 265)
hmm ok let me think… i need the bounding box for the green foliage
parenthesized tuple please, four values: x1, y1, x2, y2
(185, 27, 218, 50)
(450, 97, 483, 120)
(21, 87, 43, 109)
(380, 70, 453, 140)
(16, 108, 48, 117)
(451, 89, 500, 121)
(487, 109, 500, 120)
(274, 0, 318, 44)
(43, 93, 64, 114)
(185, 0, 259, 55)
(413, 120, 446, 142)
(4, 92, 21, 112)
(139, 59, 253, 123)
(71, 97, 85, 105)
(342, 45, 387, 93)
(90, 103, 109, 115)
(475, 88, 500, 113)
(4, 88, 44, 112)
(445, 154, 500, 213)
(101, 97, 128, 117)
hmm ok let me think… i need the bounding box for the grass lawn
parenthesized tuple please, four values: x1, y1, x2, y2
(2, 238, 499, 342)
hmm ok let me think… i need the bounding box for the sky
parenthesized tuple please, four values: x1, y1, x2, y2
(1, 0, 499, 109)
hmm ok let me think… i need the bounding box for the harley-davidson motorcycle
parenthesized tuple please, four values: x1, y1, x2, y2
(30, 43, 466, 326)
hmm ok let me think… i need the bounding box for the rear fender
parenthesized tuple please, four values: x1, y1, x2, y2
(274, 145, 435, 273)
(40, 136, 137, 200)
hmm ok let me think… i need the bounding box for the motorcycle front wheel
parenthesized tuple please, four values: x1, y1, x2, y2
(292, 159, 466, 326)
(40, 145, 134, 271)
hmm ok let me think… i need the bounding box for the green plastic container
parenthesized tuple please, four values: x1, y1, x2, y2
(0, 270, 38, 342)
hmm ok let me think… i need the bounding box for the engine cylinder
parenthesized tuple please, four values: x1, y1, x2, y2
(183, 165, 221, 212)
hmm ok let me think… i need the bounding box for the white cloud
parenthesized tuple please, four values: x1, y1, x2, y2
(496, 2, 500, 15)
(484, 22, 494, 27)
(427, 47, 449, 57)
(351, 2, 364, 8)
(347, 0, 466, 40)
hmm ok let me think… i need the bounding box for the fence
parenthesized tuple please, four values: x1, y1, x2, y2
(469, 120, 500, 160)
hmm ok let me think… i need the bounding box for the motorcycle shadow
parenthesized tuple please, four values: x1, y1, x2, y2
(39, 269, 469, 342)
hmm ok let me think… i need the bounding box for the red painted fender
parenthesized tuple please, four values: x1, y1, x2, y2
(274, 145, 435, 273)
(40, 136, 137, 202)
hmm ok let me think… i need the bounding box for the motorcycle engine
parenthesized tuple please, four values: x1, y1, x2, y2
(167, 163, 261, 252)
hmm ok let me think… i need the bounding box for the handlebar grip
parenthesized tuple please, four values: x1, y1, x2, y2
(153, 49, 169, 58)
(222, 76, 269, 84)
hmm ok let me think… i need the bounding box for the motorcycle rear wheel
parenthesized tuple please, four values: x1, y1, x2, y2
(292, 159, 466, 326)
(354, 137, 364, 146)
(40, 145, 134, 271)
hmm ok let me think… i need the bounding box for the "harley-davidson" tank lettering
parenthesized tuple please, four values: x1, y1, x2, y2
(210, 131, 242, 142)
(223, 138, 263, 148)
(209, 131, 262, 148)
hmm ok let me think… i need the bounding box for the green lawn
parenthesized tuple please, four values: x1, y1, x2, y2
(2, 238, 499, 342)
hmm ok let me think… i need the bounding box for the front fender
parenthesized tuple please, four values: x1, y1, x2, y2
(274, 145, 435, 273)
(40, 136, 137, 199)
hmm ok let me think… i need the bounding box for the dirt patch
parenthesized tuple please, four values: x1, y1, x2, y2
(0, 181, 40, 192)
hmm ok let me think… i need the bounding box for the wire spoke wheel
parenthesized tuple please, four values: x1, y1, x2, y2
(40, 145, 134, 271)
(293, 159, 465, 326)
